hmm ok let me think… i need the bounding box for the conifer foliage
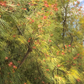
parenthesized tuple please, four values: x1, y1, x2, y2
(0, 0, 84, 84)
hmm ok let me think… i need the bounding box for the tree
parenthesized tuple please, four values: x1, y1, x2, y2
(0, 0, 84, 84)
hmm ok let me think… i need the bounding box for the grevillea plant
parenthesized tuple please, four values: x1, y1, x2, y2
(0, 0, 84, 84)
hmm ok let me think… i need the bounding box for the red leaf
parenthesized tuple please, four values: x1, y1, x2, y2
(46, 69, 49, 71)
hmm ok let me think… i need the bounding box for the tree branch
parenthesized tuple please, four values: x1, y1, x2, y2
(17, 46, 32, 69)
(69, 33, 73, 45)
(62, 4, 68, 49)
(16, 25, 23, 35)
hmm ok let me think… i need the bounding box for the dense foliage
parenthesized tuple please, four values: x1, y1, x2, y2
(0, 0, 84, 84)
